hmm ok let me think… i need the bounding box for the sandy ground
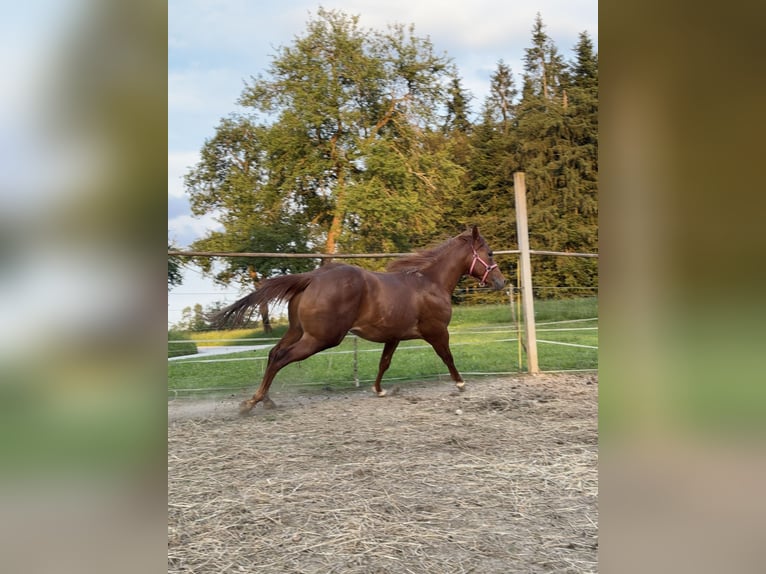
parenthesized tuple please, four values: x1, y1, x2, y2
(168, 373, 598, 573)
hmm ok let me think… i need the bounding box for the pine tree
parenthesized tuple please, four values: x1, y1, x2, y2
(511, 15, 598, 295)
(487, 60, 518, 133)
(459, 61, 521, 250)
(443, 76, 473, 135)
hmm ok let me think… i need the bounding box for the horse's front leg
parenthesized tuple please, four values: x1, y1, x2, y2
(424, 330, 465, 391)
(372, 340, 400, 397)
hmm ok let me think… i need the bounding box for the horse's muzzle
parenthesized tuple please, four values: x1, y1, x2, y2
(488, 276, 506, 291)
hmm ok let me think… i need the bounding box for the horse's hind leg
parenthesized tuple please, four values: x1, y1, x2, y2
(240, 333, 339, 415)
(239, 325, 302, 414)
(372, 340, 400, 397)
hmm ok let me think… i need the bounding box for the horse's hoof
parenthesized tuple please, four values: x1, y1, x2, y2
(239, 401, 254, 415)
(262, 397, 277, 410)
(455, 381, 466, 392)
(373, 386, 387, 397)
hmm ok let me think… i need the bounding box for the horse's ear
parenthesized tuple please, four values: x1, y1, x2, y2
(471, 225, 479, 242)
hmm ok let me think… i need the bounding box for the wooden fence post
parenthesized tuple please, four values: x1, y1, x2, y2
(513, 172, 539, 374)
(352, 335, 360, 387)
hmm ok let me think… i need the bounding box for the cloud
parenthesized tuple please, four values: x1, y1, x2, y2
(168, 212, 223, 249)
(184, 0, 596, 108)
(168, 150, 221, 246)
(168, 195, 190, 222)
(170, 0, 304, 52)
(168, 67, 246, 114)
(168, 151, 199, 198)
(168, 67, 253, 150)
(303, 0, 596, 53)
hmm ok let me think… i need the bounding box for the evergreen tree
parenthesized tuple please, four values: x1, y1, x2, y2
(512, 16, 598, 295)
(470, 14, 598, 296)
(486, 60, 518, 133)
(443, 76, 472, 135)
(460, 61, 520, 250)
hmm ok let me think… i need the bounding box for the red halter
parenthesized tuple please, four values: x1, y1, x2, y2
(469, 248, 498, 286)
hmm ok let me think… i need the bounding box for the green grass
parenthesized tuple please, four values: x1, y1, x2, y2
(450, 296, 597, 326)
(167, 330, 197, 358)
(532, 297, 599, 322)
(168, 298, 597, 397)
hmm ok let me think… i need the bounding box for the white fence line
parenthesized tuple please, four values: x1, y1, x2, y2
(536, 339, 599, 350)
(170, 339, 521, 364)
(536, 317, 598, 326)
(168, 318, 600, 345)
(169, 329, 598, 366)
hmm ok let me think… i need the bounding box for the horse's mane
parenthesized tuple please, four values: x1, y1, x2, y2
(386, 231, 471, 273)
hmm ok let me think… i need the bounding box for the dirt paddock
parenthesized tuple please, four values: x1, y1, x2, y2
(168, 373, 598, 573)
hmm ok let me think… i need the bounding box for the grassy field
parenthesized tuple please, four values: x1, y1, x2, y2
(167, 330, 198, 358)
(168, 297, 597, 396)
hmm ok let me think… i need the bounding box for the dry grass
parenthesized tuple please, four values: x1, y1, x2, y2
(168, 373, 598, 573)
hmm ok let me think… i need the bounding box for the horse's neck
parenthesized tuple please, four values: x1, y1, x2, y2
(424, 248, 470, 293)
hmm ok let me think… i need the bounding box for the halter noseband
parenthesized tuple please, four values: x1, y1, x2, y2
(469, 247, 498, 286)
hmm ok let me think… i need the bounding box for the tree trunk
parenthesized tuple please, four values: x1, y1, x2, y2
(249, 266, 272, 334)
(325, 135, 346, 255)
(259, 302, 272, 334)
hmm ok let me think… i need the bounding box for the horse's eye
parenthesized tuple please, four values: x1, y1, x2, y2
(488, 250, 494, 258)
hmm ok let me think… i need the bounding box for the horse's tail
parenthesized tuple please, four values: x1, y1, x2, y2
(211, 273, 314, 329)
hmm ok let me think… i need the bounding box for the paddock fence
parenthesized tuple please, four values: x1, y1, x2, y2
(168, 250, 597, 398)
(169, 172, 597, 396)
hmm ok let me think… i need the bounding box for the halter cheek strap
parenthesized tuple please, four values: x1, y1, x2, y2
(469, 248, 498, 286)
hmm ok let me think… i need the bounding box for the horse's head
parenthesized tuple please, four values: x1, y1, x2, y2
(466, 225, 505, 290)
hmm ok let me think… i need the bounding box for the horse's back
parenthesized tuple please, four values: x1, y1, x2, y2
(294, 265, 368, 330)
(307, 263, 369, 292)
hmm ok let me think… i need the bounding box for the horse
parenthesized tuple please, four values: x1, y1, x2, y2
(213, 226, 506, 414)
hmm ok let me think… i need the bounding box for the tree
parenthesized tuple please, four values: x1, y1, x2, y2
(184, 10, 597, 296)
(458, 61, 520, 248)
(183, 116, 313, 332)
(443, 76, 473, 135)
(175, 304, 207, 332)
(513, 16, 598, 294)
(486, 60, 518, 133)
(521, 13, 566, 106)
(168, 242, 183, 290)
(185, 117, 315, 286)
(186, 8, 463, 270)
(456, 16, 598, 296)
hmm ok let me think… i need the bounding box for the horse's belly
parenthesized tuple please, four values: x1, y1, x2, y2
(349, 322, 420, 343)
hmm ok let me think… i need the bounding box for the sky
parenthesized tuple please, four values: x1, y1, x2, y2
(168, 0, 598, 327)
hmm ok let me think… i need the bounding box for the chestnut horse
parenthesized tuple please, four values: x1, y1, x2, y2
(214, 226, 505, 414)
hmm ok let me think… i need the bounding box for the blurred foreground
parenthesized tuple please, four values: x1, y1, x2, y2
(0, 1, 165, 572)
(0, 1, 765, 573)
(600, 1, 766, 571)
